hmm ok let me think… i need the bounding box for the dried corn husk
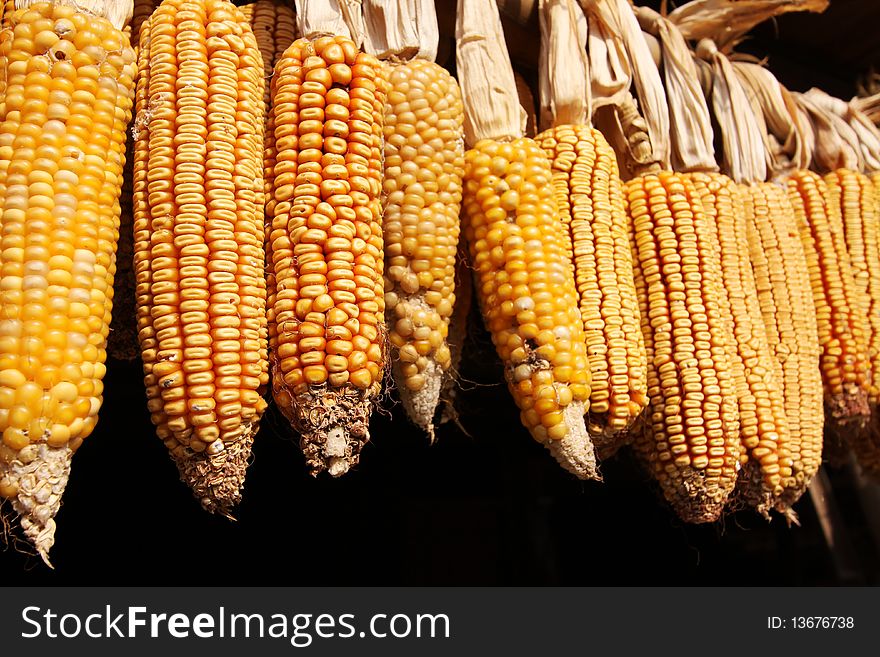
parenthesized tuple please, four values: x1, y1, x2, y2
(581, 0, 669, 169)
(667, 0, 828, 53)
(362, 0, 438, 61)
(456, 0, 526, 144)
(803, 88, 880, 174)
(733, 61, 812, 179)
(694, 39, 766, 184)
(295, 0, 358, 41)
(538, 0, 590, 131)
(636, 5, 715, 173)
(794, 92, 862, 173)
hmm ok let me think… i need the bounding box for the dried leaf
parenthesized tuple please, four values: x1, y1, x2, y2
(696, 39, 767, 183)
(538, 0, 590, 131)
(582, 0, 670, 168)
(637, 5, 715, 173)
(295, 0, 353, 41)
(794, 92, 861, 173)
(583, 3, 631, 113)
(667, 0, 829, 53)
(804, 88, 880, 173)
(733, 61, 811, 177)
(362, 0, 439, 62)
(456, 0, 526, 144)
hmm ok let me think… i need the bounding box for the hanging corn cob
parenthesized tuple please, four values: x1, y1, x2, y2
(457, 0, 597, 479)
(729, 59, 825, 507)
(267, 2, 386, 475)
(360, 0, 464, 439)
(675, 35, 796, 514)
(240, 0, 297, 110)
(0, 0, 136, 562)
(105, 0, 159, 363)
(133, 0, 268, 512)
(584, 0, 742, 521)
(536, 0, 646, 456)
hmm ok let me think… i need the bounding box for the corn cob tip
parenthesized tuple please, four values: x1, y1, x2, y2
(279, 387, 373, 477)
(393, 360, 442, 442)
(1, 443, 72, 567)
(826, 388, 871, 429)
(170, 425, 257, 518)
(543, 402, 601, 481)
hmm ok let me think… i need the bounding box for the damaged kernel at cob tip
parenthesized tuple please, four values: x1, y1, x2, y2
(268, 35, 387, 476)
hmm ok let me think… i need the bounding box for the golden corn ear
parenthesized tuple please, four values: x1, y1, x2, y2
(268, 36, 387, 476)
(538, 124, 648, 453)
(823, 169, 880, 480)
(462, 137, 597, 479)
(106, 0, 162, 364)
(383, 59, 464, 437)
(825, 169, 880, 405)
(0, 1, 136, 560)
(133, 0, 268, 513)
(688, 173, 792, 512)
(132, 0, 160, 48)
(240, 0, 296, 110)
(787, 169, 871, 426)
(627, 171, 742, 523)
(743, 182, 823, 509)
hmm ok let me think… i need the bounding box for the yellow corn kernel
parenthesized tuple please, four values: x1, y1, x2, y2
(241, 0, 297, 109)
(0, 0, 136, 561)
(462, 137, 597, 480)
(787, 169, 871, 427)
(627, 171, 741, 523)
(382, 59, 464, 437)
(538, 124, 648, 451)
(133, 0, 268, 513)
(268, 36, 387, 476)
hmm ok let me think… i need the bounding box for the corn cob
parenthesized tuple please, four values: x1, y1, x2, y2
(687, 173, 793, 512)
(267, 36, 387, 476)
(463, 138, 596, 477)
(0, 0, 136, 561)
(627, 170, 742, 522)
(537, 124, 647, 451)
(457, 0, 596, 479)
(742, 182, 823, 509)
(131, 0, 157, 45)
(240, 0, 296, 110)
(786, 169, 871, 426)
(824, 169, 880, 406)
(105, 0, 159, 363)
(133, 0, 268, 512)
(381, 59, 464, 438)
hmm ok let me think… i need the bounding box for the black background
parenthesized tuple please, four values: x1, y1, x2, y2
(3, 297, 879, 584)
(4, 0, 880, 584)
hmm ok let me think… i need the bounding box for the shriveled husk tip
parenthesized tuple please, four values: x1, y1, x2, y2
(2, 443, 73, 568)
(171, 425, 257, 518)
(15, 0, 133, 31)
